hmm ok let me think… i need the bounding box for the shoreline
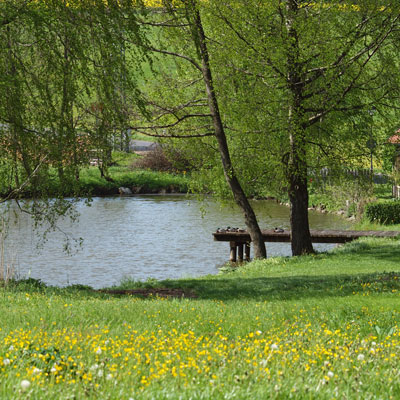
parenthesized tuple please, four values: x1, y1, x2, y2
(1, 237, 400, 398)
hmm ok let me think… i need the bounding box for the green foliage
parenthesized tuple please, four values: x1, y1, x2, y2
(135, 1, 400, 220)
(111, 151, 139, 168)
(0, 1, 153, 239)
(374, 182, 393, 200)
(365, 200, 400, 224)
(308, 170, 374, 216)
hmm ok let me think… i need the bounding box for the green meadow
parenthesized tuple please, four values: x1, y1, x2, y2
(1, 238, 400, 399)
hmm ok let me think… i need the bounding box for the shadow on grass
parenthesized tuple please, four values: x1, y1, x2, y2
(4, 270, 400, 302)
(5, 240, 400, 301)
(156, 240, 400, 301)
(329, 241, 400, 264)
(1, 279, 106, 299)
(159, 271, 400, 301)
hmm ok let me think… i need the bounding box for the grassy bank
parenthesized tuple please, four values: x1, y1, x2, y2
(77, 166, 188, 196)
(76, 151, 188, 196)
(1, 238, 400, 398)
(0, 151, 189, 199)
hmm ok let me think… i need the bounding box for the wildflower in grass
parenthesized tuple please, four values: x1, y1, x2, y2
(20, 380, 31, 390)
(95, 347, 102, 355)
(327, 371, 334, 378)
(357, 354, 365, 361)
(106, 373, 113, 380)
(271, 343, 278, 350)
(2, 358, 10, 365)
(90, 364, 99, 371)
(32, 367, 42, 375)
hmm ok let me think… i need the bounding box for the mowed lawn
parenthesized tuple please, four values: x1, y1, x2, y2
(1, 238, 400, 399)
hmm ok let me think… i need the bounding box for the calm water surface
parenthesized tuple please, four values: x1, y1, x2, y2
(4, 196, 352, 288)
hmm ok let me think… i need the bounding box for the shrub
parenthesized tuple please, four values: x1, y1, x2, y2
(364, 200, 400, 224)
(130, 147, 173, 172)
(130, 146, 193, 173)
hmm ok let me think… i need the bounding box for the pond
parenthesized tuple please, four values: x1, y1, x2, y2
(2, 196, 352, 288)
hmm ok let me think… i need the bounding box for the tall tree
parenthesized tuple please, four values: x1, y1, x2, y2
(202, 0, 400, 255)
(131, 0, 267, 258)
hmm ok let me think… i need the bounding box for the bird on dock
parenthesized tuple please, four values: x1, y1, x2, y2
(274, 227, 284, 233)
(217, 226, 243, 233)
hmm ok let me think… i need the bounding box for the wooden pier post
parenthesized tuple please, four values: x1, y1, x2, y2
(230, 241, 237, 262)
(214, 229, 400, 262)
(238, 243, 244, 262)
(245, 242, 250, 261)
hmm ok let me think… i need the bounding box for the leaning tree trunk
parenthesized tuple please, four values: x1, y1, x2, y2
(192, 4, 267, 258)
(286, 0, 314, 256)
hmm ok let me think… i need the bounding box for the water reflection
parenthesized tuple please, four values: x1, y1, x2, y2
(3, 196, 352, 288)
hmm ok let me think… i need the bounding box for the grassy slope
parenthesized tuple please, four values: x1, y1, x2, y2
(0, 151, 189, 198)
(78, 151, 188, 195)
(78, 166, 188, 195)
(66, 152, 188, 196)
(1, 238, 400, 398)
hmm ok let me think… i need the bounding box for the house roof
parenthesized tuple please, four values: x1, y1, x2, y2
(388, 132, 400, 144)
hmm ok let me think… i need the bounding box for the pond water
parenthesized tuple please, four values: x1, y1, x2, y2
(2, 196, 352, 288)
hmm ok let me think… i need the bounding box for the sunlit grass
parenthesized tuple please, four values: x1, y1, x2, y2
(1, 238, 400, 398)
(78, 167, 188, 195)
(77, 150, 188, 195)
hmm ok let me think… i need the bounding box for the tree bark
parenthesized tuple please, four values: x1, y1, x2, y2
(6, 26, 34, 189)
(191, 3, 266, 258)
(286, 0, 314, 255)
(288, 148, 314, 255)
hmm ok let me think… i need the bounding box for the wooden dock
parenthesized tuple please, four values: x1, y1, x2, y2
(213, 229, 400, 262)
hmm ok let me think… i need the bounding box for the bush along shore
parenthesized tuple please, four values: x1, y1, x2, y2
(1, 237, 400, 398)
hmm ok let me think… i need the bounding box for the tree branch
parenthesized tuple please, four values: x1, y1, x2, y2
(0, 155, 48, 203)
(132, 128, 214, 139)
(144, 46, 202, 72)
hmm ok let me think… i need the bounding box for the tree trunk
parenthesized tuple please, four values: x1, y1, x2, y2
(285, 0, 314, 256)
(288, 157, 314, 255)
(6, 26, 34, 189)
(192, 3, 266, 258)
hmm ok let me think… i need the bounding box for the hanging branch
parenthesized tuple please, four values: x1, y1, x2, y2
(0, 155, 48, 203)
